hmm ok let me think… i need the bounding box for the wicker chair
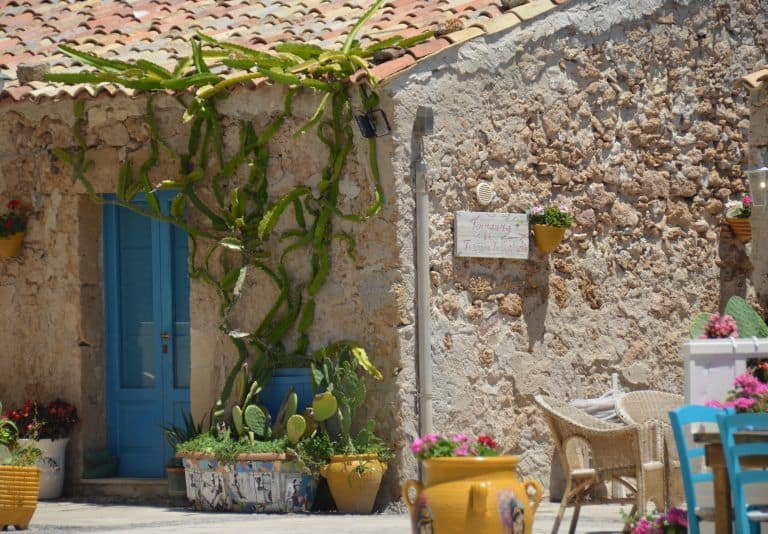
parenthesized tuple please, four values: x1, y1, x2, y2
(616, 390, 685, 509)
(535, 395, 665, 534)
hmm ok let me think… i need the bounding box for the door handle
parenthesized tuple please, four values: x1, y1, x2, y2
(160, 332, 170, 354)
(160, 332, 170, 341)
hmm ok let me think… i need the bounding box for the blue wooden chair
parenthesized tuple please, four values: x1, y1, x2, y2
(668, 405, 720, 534)
(716, 410, 768, 534)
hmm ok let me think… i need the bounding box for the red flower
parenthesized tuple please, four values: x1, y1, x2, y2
(478, 435, 497, 449)
(7, 199, 20, 210)
(3, 219, 13, 230)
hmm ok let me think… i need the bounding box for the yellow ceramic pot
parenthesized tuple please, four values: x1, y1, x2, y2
(319, 454, 387, 514)
(726, 217, 751, 243)
(402, 456, 543, 534)
(0, 465, 40, 531)
(0, 232, 24, 258)
(532, 224, 565, 253)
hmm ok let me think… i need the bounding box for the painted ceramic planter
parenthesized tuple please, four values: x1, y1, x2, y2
(531, 224, 565, 253)
(319, 454, 386, 514)
(0, 465, 40, 530)
(180, 453, 317, 512)
(0, 232, 24, 258)
(18, 438, 68, 499)
(725, 217, 751, 242)
(402, 456, 543, 534)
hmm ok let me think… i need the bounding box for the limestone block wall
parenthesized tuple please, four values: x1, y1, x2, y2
(386, 0, 767, 486)
(747, 84, 768, 305)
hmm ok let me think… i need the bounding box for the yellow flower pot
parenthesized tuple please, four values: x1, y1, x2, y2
(726, 217, 751, 243)
(0, 232, 24, 258)
(402, 456, 543, 534)
(531, 224, 565, 253)
(319, 454, 386, 514)
(0, 465, 40, 531)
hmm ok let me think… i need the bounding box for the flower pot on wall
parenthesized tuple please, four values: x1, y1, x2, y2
(18, 438, 68, 499)
(319, 454, 386, 514)
(726, 217, 751, 242)
(532, 224, 565, 253)
(0, 232, 24, 258)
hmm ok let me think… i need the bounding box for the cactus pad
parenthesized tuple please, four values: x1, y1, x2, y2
(232, 404, 244, 437)
(312, 391, 338, 421)
(244, 404, 269, 438)
(725, 296, 768, 337)
(286, 414, 307, 444)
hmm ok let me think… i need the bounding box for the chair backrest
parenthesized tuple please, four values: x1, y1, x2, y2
(716, 410, 768, 533)
(668, 405, 719, 534)
(618, 391, 685, 426)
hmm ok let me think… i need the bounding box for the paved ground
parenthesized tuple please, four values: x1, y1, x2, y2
(21, 500, 629, 533)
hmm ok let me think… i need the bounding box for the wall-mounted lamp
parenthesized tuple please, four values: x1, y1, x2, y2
(746, 150, 768, 207)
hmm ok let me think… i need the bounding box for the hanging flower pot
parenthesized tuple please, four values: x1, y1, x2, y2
(532, 224, 566, 253)
(725, 217, 751, 243)
(0, 232, 24, 258)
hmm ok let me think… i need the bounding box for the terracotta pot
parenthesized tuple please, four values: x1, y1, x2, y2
(531, 224, 565, 253)
(0, 232, 24, 258)
(0, 465, 40, 531)
(319, 454, 386, 514)
(726, 217, 751, 243)
(402, 456, 543, 534)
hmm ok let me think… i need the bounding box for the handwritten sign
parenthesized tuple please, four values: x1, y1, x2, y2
(454, 211, 528, 259)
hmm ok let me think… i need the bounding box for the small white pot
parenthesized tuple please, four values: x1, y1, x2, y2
(18, 437, 69, 499)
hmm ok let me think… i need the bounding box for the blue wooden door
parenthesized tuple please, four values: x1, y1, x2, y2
(104, 193, 190, 477)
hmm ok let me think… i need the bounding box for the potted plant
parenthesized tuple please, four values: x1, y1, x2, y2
(623, 507, 689, 534)
(705, 371, 768, 412)
(682, 296, 768, 406)
(161, 411, 204, 500)
(402, 432, 543, 534)
(5, 399, 79, 499)
(0, 199, 27, 258)
(528, 204, 573, 253)
(725, 194, 752, 242)
(307, 347, 390, 514)
(0, 402, 42, 531)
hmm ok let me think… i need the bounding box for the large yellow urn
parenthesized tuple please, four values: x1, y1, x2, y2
(402, 456, 542, 534)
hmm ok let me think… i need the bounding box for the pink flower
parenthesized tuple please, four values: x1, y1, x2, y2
(631, 517, 653, 534)
(734, 374, 768, 395)
(451, 432, 471, 443)
(705, 400, 725, 409)
(424, 433, 440, 444)
(454, 444, 469, 456)
(558, 205, 569, 213)
(410, 437, 424, 454)
(531, 206, 544, 215)
(665, 507, 688, 527)
(732, 397, 757, 410)
(743, 195, 753, 207)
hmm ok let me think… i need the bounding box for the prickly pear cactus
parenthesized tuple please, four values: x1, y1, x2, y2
(232, 404, 244, 437)
(286, 414, 306, 444)
(312, 391, 338, 421)
(244, 405, 270, 439)
(725, 296, 768, 337)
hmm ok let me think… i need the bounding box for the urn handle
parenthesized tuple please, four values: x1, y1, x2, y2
(523, 478, 544, 514)
(469, 482, 489, 514)
(401, 479, 424, 514)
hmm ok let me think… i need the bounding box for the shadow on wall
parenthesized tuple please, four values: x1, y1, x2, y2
(718, 221, 752, 307)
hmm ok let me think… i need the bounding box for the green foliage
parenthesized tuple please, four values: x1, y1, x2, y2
(529, 206, 573, 228)
(3, 445, 42, 467)
(243, 405, 270, 439)
(690, 296, 768, 339)
(0, 403, 18, 450)
(177, 432, 287, 463)
(160, 410, 205, 450)
(286, 414, 306, 444)
(294, 432, 334, 473)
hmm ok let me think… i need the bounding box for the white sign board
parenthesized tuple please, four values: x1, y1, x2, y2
(454, 211, 528, 259)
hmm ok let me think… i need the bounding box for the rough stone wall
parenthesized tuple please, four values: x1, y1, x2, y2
(0, 88, 406, 500)
(385, 0, 767, 487)
(747, 84, 768, 307)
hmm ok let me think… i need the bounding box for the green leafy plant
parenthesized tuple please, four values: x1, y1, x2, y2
(0, 402, 18, 450)
(176, 431, 288, 464)
(0, 403, 42, 466)
(529, 205, 573, 228)
(48, 0, 409, 433)
(0, 199, 27, 237)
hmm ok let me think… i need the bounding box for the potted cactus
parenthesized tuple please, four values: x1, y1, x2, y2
(310, 349, 390, 514)
(682, 296, 768, 405)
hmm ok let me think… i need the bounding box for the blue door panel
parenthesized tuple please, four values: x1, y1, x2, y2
(104, 193, 190, 477)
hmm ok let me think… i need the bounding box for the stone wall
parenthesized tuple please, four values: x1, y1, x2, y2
(0, 88, 407, 499)
(385, 0, 767, 487)
(746, 82, 768, 307)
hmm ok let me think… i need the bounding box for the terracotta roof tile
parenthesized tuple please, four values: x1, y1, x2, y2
(0, 0, 572, 101)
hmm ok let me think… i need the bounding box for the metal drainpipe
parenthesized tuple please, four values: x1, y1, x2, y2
(411, 106, 434, 437)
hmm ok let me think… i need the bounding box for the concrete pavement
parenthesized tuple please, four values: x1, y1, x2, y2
(26, 500, 629, 533)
